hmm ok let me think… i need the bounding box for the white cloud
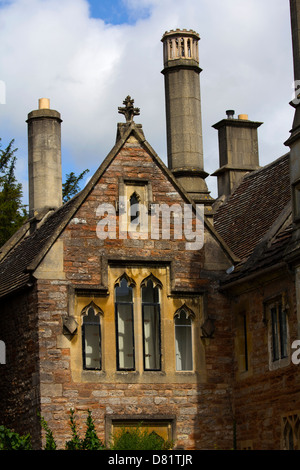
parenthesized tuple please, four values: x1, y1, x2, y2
(0, 0, 295, 203)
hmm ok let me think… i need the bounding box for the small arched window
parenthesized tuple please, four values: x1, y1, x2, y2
(283, 414, 300, 450)
(82, 303, 102, 370)
(180, 38, 185, 57)
(169, 39, 173, 59)
(129, 192, 140, 224)
(115, 275, 135, 371)
(174, 306, 194, 371)
(187, 39, 191, 57)
(175, 38, 179, 57)
(141, 276, 162, 371)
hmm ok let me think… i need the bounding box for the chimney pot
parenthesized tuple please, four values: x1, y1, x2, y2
(226, 110, 235, 119)
(238, 114, 249, 120)
(38, 98, 50, 110)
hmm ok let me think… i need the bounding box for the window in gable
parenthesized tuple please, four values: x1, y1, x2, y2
(129, 191, 141, 224)
(82, 302, 102, 370)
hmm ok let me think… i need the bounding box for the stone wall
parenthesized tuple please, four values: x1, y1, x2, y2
(231, 271, 300, 450)
(0, 286, 41, 447)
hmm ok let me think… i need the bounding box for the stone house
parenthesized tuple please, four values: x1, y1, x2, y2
(0, 1, 300, 450)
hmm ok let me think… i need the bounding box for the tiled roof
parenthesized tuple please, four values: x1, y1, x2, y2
(0, 196, 79, 298)
(214, 153, 291, 263)
(220, 220, 294, 286)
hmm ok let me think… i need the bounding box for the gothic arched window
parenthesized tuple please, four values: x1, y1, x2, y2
(141, 276, 162, 371)
(174, 306, 194, 371)
(82, 302, 102, 370)
(115, 275, 135, 370)
(283, 414, 300, 450)
(129, 192, 140, 224)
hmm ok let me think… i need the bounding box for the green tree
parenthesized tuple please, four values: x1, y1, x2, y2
(38, 413, 57, 450)
(65, 408, 82, 450)
(81, 410, 104, 450)
(0, 138, 27, 247)
(62, 169, 89, 203)
(65, 409, 105, 450)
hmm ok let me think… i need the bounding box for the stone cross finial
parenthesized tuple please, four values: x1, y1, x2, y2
(118, 96, 140, 123)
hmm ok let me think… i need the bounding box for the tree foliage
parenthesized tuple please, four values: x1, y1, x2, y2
(62, 169, 89, 203)
(0, 425, 32, 450)
(38, 413, 57, 450)
(0, 138, 27, 247)
(65, 409, 105, 450)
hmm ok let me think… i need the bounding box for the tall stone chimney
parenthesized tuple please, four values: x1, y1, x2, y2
(285, 0, 300, 228)
(27, 98, 62, 217)
(212, 111, 262, 197)
(161, 29, 211, 205)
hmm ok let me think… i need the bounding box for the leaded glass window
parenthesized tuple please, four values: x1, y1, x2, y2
(141, 279, 161, 371)
(175, 309, 193, 371)
(82, 304, 101, 370)
(271, 302, 288, 362)
(115, 277, 135, 370)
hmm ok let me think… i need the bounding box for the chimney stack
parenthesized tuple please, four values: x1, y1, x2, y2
(27, 99, 62, 217)
(212, 111, 262, 197)
(285, 0, 300, 228)
(161, 29, 211, 206)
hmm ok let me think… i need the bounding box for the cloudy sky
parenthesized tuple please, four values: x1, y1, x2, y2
(0, 0, 295, 203)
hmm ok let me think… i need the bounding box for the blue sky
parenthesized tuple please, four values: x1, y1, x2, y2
(0, 0, 294, 204)
(87, 0, 150, 24)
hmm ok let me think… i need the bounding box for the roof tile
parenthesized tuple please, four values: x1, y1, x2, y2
(214, 153, 291, 262)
